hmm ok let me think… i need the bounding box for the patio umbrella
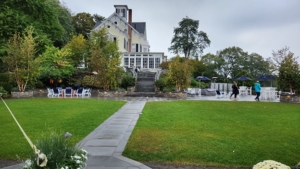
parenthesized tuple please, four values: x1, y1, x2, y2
(195, 76, 211, 88)
(256, 75, 275, 86)
(235, 75, 252, 85)
(196, 76, 211, 81)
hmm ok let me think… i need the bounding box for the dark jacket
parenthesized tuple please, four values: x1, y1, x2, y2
(232, 84, 239, 94)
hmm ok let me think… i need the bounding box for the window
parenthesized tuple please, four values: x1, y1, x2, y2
(136, 44, 138, 52)
(107, 25, 110, 28)
(140, 45, 142, 53)
(130, 58, 134, 67)
(155, 58, 160, 68)
(136, 58, 141, 67)
(124, 58, 129, 66)
(122, 9, 126, 17)
(113, 37, 116, 44)
(114, 21, 117, 24)
(132, 44, 136, 52)
(143, 58, 148, 68)
(149, 58, 154, 68)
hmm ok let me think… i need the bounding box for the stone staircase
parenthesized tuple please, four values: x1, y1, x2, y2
(126, 71, 158, 97)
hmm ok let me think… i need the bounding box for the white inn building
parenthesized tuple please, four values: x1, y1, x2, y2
(92, 5, 167, 71)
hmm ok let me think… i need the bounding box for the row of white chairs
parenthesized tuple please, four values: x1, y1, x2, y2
(47, 87, 91, 97)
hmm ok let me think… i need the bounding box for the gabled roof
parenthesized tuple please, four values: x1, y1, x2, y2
(131, 22, 146, 34)
(92, 21, 102, 30)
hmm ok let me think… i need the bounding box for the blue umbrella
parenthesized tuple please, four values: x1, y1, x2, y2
(195, 76, 211, 88)
(235, 75, 252, 86)
(256, 75, 275, 86)
(196, 76, 211, 81)
(235, 75, 252, 81)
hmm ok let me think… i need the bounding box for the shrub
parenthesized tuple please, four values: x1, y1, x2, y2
(120, 73, 135, 89)
(0, 86, 9, 98)
(24, 132, 87, 169)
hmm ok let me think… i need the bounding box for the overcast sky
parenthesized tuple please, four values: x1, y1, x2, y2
(61, 0, 300, 62)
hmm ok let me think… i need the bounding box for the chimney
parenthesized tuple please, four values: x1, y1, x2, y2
(128, 9, 132, 52)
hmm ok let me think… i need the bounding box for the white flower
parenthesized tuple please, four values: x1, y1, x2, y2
(74, 155, 81, 159)
(61, 167, 64, 169)
(76, 160, 81, 164)
(253, 160, 291, 169)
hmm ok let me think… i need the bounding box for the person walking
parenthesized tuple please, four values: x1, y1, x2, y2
(254, 80, 261, 101)
(229, 81, 239, 100)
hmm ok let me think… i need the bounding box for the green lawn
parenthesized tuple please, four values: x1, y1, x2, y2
(123, 101, 300, 167)
(0, 98, 125, 159)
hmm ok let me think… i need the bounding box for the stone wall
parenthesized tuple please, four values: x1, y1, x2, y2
(280, 93, 300, 104)
(163, 91, 187, 99)
(11, 91, 34, 98)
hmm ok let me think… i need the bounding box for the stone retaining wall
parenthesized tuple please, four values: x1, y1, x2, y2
(280, 93, 300, 104)
(163, 91, 187, 99)
(11, 91, 34, 98)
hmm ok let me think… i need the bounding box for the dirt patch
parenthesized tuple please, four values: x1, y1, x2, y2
(0, 159, 20, 168)
(143, 162, 252, 169)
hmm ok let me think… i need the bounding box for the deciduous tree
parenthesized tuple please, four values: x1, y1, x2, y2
(72, 12, 99, 39)
(88, 28, 122, 91)
(3, 27, 40, 91)
(63, 34, 88, 67)
(165, 56, 192, 91)
(39, 46, 76, 85)
(271, 47, 300, 93)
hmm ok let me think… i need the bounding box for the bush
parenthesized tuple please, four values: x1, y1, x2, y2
(0, 86, 9, 98)
(0, 82, 13, 92)
(23, 132, 88, 169)
(120, 73, 135, 89)
(190, 79, 199, 87)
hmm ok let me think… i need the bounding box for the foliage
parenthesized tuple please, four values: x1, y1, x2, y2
(0, 86, 9, 98)
(55, 2, 75, 47)
(216, 46, 248, 79)
(120, 72, 135, 89)
(0, 0, 66, 52)
(88, 28, 122, 91)
(82, 75, 96, 87)
(268, 47, 300, 93)
(159, 61, 170, 70)
(0, 73, 13, 92)
(0, 99, 125, 159)
(188, 59, 206, 78)
(165, 56, 193, 91)
(155, 74, 167, 91)
(39, 46, 76, 85)
(168, 17, 211, 60)
(124, 101, 300, 167)
(3, 27, 40, 91)
(24, 132, 87, 169)
(72, 12, 96, 39)
(245, 53, 270, 78)
(63, 34, 88, 67)
(201, 53, 220, 78)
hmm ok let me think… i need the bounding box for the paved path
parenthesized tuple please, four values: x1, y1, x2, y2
(80, 100, 150, 169)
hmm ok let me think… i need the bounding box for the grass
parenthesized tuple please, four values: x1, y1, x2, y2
(123, 101, 300, 167)
(0, 98, 125, 160)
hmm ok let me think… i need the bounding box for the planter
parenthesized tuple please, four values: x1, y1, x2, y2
(280, 93, 300, 104)
(163, 91, 187, 99)
(11, 91, 34, 98)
